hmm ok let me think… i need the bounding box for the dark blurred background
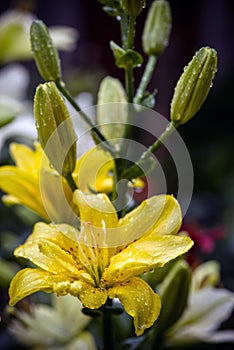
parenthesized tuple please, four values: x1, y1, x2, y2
(0, 0, 234, 349)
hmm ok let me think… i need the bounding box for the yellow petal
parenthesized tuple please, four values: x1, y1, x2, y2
(2, 194, 20, 206)
(73, 283, 107, 309)
(103, 235, 193, 283)
(39, 167, 77, 224)
(15, 223, 83, 273)
(17, 222, 79, 251)
(9, 142, 43, 173)
(74, 146, 114, 194)
(108, 277, 161, 336)
(115, 195, 182, 246)
(0, 166, 49, 220)
(9, 268, 67, 306)
(53, 280, 108, 309)
(73, 190, 117, 228)
(31, 221, 74, 239)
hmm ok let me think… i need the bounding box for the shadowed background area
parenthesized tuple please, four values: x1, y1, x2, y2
(0, 0, 234, 349)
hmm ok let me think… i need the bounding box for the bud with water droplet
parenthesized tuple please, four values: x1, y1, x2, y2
(142, 0, 172, 56)
(34, 82, 77, 177)
(170, 47, 218, 125)
(30, 20, 62, 83)
(121, 0, 146, 17)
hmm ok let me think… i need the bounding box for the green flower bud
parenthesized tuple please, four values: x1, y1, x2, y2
(30, 20, 62, 83)
(34, 82, 77, 177)
(156, 259, 191, 333)
(142, 0, 172, 56)
(170, 47, 218, 125)
(121, 0, 146, 17)
(97, 76, 127, 150)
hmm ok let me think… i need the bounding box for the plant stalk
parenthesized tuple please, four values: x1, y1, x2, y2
(102, 299, 114, 350)
(57, 81, 115, 156)
(121, 122, 177, 180)
(65, 172, 77, 192)
(134, 54, 157, 104)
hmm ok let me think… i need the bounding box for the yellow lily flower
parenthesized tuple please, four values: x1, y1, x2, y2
(9, 190, 193, 335)
(0, 142, 51, 221)
(0, 142, 73, 222)
(0, 142, 144, 222)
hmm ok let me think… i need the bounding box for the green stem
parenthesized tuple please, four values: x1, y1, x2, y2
(120, 13, 128, 50)
(147, 121, 176, 154)
(112, 15, 136, 214)
(134, 54, 157, 104)
(124, 15, 136, 103)
(125, 15, 136, 103)
(121, 121, 177, 180)
(127, 16, 136, 49)
(102, 299, 114, 350)
(57, 81, 115, 156)
(65, 172, 77, 192)
(125, 67, 134, 103)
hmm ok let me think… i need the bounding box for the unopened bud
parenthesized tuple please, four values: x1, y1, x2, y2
(30, 20, 62, 83)
(121, 0, 145, 17)
(34, 82, 77, 177)
(142, 0, 171, 56)
(170, 47, 218, 125)
(97, 76, 127, 148)
(156, 260, 191, 333)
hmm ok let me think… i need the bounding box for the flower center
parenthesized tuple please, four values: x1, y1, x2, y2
(77, 221, 105, 286)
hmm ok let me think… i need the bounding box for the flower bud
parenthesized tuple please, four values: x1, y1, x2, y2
(142, 0, 171, 56)
(97, 76, 127, 147)
(156, 260, 191, 333)
(30, 20, 62, 83)
(121, 0, 146, 17)
(170, 47, 218, 125)
(34, 82, 77, 177)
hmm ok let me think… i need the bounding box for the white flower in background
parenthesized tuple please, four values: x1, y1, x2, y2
(0, 9, 78, 152)
(0, 64, 36, 151)
(8, 294, 97, 350)
(166, 261, 234, 346)
(0, 64, 94, 153)
(0, 9, 78, 63)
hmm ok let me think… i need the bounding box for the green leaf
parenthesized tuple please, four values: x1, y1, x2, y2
(98, 0, 120, 6)
(121, 0, 146, 17)
(138, 91, 156, 109)
(117, 49, 143, 68)
(110, 40, 126, 63)
(0, 97, 23, 127)
(110, 41, 143, 69)
(0, 114, 14, 128)
(103, 6, 122, 17)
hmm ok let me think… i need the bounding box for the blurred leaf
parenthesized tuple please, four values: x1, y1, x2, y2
(155, 259, 191, 333)
(0, 96, 23, 127)
(0, 258, 18, 287)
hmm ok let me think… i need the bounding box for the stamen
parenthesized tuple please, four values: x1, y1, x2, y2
(78, 221, 102, 286)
